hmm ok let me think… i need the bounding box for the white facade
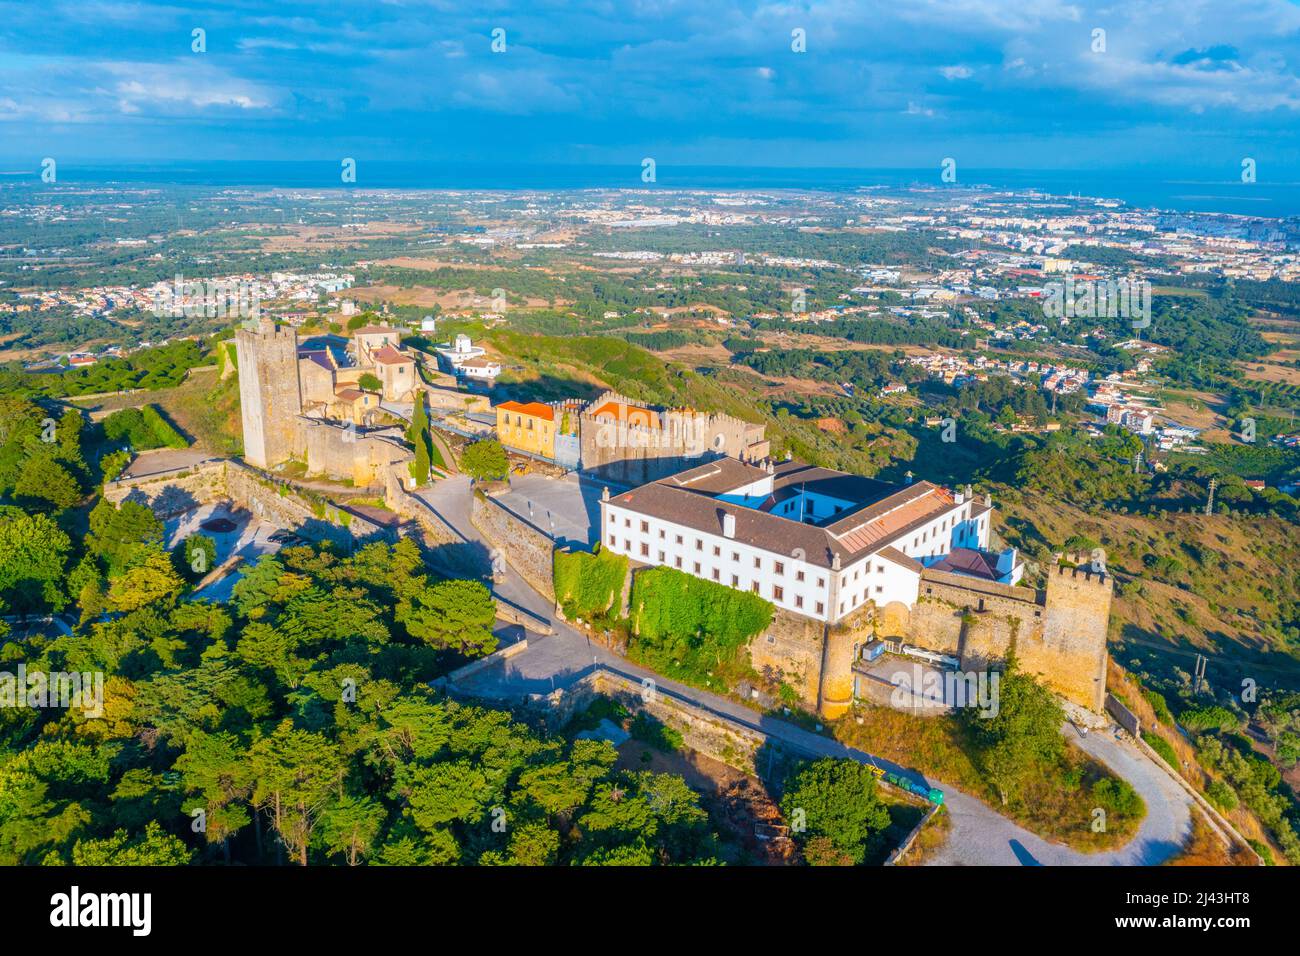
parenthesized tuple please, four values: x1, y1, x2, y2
(600, 484, 991, 625)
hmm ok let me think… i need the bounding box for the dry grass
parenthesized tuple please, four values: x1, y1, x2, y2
(895, 806, 952, 865)
(834, 703, 1144, 851)
(1166, 808, 1255, 866)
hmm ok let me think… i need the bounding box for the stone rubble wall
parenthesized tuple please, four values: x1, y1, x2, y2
(471, 491, 556, 603)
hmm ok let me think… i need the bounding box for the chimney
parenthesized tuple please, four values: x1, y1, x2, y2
(601, 486, 610, 502)
(722, 512, 736, 538)
(954, 488, 965, 505)
(984, 492, 992, 507)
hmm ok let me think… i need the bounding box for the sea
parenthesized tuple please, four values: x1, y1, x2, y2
(2, 161, 1298, 219)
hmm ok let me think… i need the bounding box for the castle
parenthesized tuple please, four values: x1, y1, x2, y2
(601, 457, 1111, 716)
(235, 318, 416, 486)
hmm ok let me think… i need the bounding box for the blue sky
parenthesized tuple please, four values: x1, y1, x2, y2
(2, 0, 1300, 174)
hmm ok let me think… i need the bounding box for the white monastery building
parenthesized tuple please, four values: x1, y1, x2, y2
(599, 458, 1022, 624)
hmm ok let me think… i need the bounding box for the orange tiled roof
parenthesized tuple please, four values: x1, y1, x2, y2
(588, 399, 659, 428)
(497, 400, 554, 422)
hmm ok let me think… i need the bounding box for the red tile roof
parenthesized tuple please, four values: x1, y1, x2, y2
(497, 400, 554, 422)
(372, 344, 412, 366)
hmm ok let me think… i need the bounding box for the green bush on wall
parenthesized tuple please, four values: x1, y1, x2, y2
(554, 547, 627, 620)
(628, 566, 773, 685)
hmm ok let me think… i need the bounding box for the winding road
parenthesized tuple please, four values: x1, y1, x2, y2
(426, 472, 1197, 865)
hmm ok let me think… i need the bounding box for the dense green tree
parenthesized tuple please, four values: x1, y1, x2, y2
(87, 499, 164, 575)
(964, 661, 1064, 806)
(250, 722, 346, 865)
(70, 822, 193, 866)
(398, 579, 497, 657)
(460, 439, 508, 482)
(780, 758, 891, 865)
(0, 510, 72, 612)
(107, 545, 186, 613)
(13, 452, 83, 511)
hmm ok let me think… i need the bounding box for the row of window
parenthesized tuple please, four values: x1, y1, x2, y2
(610, 515, 828, 586)
(609, 534, 830, 616)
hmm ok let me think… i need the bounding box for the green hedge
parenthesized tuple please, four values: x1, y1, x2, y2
(627, 566, 772, 687)
(1143, 731, 1179, 768)
(554, 547, 627, 619)
(102, 405, 187, 450)
(1179, 705, 1243, 734)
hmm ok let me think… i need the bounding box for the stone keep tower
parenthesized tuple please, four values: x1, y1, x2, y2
(1037, 563, 1113, 712)
(235, 317, 303, 469)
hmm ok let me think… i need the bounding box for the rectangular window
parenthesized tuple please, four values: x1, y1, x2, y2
(693, 562, 701, 574)
(731, 574, 739, 587)
(696, 539, 703, 551)
(608, 514, 615, 525)
(754, 557, 761, 569)
(675, 557, 682, 569)
(816, 601, 825, 615)
(712, 569, 720, 582)
(875, 585, 883, 594)
(625, 518, 631, 528)
(624, 540, 631, 551)
(773, 585, 784, 601)
(731, 552, 740, 562)
(608, 534, 615, 546)
(751, 582, 760, 594)
(795, 595, 804, 609)
(713, 546, 721, 557)
(640, 543, 649, 557)
(817, 577, 825, 589)
(675, 535, 683, 545)
(796, 570, 805, 582)
(657, 551, 665, 563)
(640, 520, 649, 533)
(775, 561, 785, 575)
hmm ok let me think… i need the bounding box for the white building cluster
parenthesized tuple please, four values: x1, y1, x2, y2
(600, 458, 1023, 625)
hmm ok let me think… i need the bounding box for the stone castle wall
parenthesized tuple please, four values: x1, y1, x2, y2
(302, 419, 411, 487)
(750, 608, 826, 705)
(471, 492, 556, 602)
(577, 390, 767, 485)
(748, 563, 1111, 714)
(106, 459, 394, 551)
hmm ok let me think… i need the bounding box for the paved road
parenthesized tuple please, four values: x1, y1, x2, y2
(413, 475, 554, 623)
(431, 475, 1197, 866)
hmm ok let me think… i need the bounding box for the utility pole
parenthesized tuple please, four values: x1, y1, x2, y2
(1193, 654, 1208, 695)
(1205, 477, 1217, 516)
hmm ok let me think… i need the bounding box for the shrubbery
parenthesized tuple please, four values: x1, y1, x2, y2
(1143, 731, 1179, 768)
(102, 405, 187, 450)
(627, 566, 772, 689)
(1179, 704, 1243, 733)
(554, 547, 627, 620)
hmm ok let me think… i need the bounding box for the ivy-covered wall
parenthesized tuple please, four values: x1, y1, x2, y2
(553, 546, 628, 619)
